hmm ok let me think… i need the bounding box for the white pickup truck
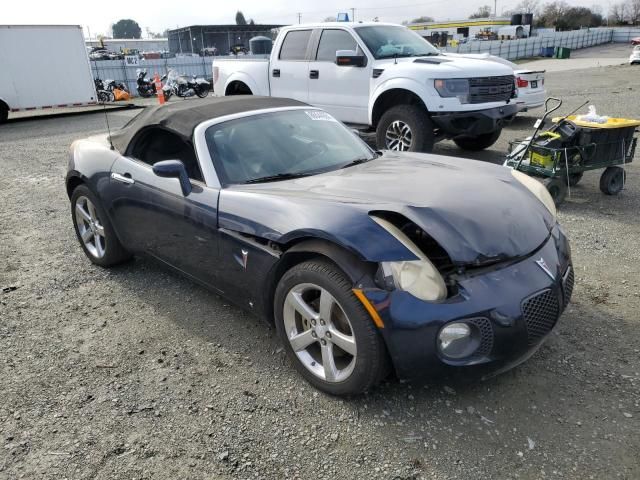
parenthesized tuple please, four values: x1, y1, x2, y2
(213, 22, 520, 153)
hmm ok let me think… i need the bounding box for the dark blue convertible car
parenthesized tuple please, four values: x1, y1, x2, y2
(66, 97, 573, 395)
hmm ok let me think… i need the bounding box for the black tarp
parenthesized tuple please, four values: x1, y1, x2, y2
(110, 96, 307, 154)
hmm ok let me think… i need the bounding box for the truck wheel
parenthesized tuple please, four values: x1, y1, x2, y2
(453, 129, 502, 151)
(542, 177, 567, 206)
(0, 103, 8, 123)
(599, 167, 626, 195)
(376, 105, 435, 153)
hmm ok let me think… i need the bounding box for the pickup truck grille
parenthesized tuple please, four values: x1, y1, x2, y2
(469, 75, 515, 104)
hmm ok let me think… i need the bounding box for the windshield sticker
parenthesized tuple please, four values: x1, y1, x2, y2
(305, 110, 337, 122)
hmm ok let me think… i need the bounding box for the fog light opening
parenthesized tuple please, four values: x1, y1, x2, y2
(438, 322, 481, 360)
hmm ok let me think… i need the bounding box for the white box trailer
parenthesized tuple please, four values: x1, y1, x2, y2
(0, 25, 96, 123)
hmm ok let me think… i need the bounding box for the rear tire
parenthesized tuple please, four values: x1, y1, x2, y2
(599, 167, 626, 195)
(453, 128, 502, 151)
(542, 177, 567, 206)
(376, 105, 435, 153)
(274, 259, 389, 396)
(196, 86, 210, 98)
(71, 185, 131, 267)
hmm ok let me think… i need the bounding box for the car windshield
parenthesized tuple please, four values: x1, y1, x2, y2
(355, 25, 440, 59)
(204, 109, 376, 185)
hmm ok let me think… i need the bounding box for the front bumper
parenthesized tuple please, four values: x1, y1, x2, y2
(362, 224, 572, 380)
(431, 103, 522, 137)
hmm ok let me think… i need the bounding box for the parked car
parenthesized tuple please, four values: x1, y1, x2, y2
(444, 53, 546, 111)
(213, 22, 520, 153)
(630, 45, 640, 65)
(66, 97, 572, 395)
(631, 37, 640, 46)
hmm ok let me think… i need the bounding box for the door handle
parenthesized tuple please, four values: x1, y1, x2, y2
(111, 172, 135, 184)
(272, 69, 280, 77)
(309, 70, 319, 79)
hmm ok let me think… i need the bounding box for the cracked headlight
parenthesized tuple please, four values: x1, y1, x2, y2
(372, 216, 447, 302)
(511, 169, 557, 220)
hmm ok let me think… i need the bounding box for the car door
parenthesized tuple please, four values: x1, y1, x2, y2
(307, 28, 371, 124)
(106, 151, 222, 290)
(269, 29, 313, 102)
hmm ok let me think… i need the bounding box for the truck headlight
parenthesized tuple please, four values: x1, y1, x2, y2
(434, 78, 470, 104)
(510, 169, 557, 220)
(372, 216, 447, 302)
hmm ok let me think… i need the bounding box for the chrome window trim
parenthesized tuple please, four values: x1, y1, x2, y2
(193, 106, 323, 189)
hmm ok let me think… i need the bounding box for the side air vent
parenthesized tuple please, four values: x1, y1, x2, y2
(372, 69, 384, 78)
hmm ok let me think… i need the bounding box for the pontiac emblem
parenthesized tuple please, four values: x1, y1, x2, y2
(241, 249, 249, 269)
(535, 257, 555, 281)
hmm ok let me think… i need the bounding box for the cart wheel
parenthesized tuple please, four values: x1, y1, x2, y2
(599, 167, 626, 195)
(568, 173, 583, 187)
(542, 177, 567, 206)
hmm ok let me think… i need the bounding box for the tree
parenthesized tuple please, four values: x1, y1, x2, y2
(628, 0, 640, 24)
(410, 16, 434, 23)
(515, 0, 540, 13)
(236, 11, 248, 25)
(608, 2, 627, 25)
(112, 19, 142, 39)
(469, 5, 492, 19)
(323, 16, 337, 22)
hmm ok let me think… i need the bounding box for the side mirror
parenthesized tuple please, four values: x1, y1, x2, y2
(336, 50, 367, 67)
(152, 159, 192, 196)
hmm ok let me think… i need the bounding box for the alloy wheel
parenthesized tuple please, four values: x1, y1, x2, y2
(283, 283, 357, 383)
(385, 120, 413, 151)
(75, 196, 106, 259)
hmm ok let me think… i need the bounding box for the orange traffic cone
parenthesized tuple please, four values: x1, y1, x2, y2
(154, 73, 165, 105)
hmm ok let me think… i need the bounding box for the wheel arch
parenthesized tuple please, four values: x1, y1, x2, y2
(66, 172, 86, 198)
(224, 74, 256, 96)
(261, 238, 378, 324)
(370, 81, 431, 127)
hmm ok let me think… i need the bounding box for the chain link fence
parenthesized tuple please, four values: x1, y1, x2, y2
(90, 56, 213, 97)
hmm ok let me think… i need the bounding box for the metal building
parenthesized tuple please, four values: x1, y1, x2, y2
(167, 25, 283, 55)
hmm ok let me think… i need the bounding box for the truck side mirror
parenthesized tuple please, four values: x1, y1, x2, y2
(336, 50, 367, 67)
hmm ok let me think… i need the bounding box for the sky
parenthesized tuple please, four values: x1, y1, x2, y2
(3, 0, 609, 38)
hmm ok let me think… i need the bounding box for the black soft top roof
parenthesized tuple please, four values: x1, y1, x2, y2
(110, 96, 308, 153)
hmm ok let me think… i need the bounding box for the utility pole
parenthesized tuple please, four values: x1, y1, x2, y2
(494, 0, 497, 18)
(297, 13, 302, 24)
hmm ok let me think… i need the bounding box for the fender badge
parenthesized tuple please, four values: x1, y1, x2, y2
(535, 257, 555, 281)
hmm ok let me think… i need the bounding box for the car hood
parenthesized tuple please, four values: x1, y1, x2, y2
(220, 153, 555, 265)
(375, 54, 514, 78)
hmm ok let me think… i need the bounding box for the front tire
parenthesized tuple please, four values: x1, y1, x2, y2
(453, 128, 502, 151)
(542, 176, 567, 206)
(274, 259, 389, 396)
(376, 105, 435, 153)
(71, 185, 131, 267)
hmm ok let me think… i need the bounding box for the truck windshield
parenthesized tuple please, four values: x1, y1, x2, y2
(205, 109, 376, 185)
(355, 25, 440, 59)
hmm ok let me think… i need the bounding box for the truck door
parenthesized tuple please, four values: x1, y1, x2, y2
(307, 28, 371, 125)
(269, 29, 312, 102)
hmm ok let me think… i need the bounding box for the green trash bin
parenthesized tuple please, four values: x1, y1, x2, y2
(554, 47, 571, 59)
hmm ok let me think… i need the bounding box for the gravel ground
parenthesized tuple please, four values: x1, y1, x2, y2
(1, 63, 639, 480)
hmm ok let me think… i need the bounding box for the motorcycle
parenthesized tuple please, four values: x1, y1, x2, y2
(162, 69, 210, 101)
(94, 78, 114, 103)
(136, 69, 157, 98)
